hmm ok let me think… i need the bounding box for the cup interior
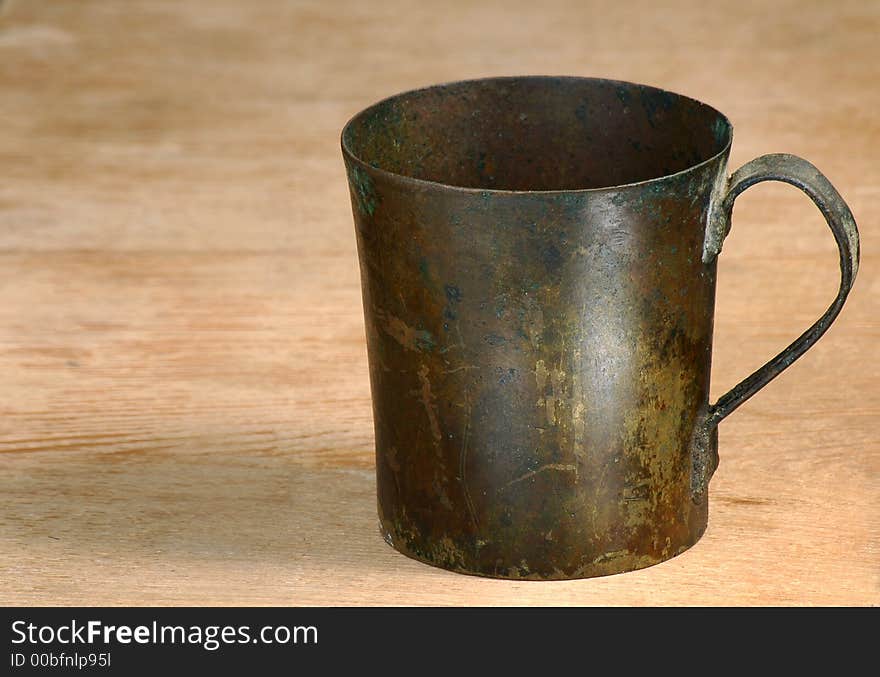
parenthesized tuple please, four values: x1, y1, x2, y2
(342, 77, 731, 192)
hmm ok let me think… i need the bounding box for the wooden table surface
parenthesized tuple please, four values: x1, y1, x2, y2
(1, 0, 877, 606)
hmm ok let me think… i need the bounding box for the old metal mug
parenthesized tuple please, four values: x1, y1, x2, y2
(341, 76, 859, 580)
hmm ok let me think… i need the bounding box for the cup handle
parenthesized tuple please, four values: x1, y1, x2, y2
(692, 153, 860, 497)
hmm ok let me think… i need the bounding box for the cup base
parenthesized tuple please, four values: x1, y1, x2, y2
(378, 519, 708, 581)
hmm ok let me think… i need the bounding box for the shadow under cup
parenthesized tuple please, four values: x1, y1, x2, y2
(342, 77, 734, 579)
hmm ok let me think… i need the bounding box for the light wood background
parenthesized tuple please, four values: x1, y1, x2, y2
(0, 0, 877, 606)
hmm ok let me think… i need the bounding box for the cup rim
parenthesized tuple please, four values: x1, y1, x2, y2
(341, 75, 733, 195)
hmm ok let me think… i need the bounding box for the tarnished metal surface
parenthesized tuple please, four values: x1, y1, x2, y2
(341, 76, 859, 579)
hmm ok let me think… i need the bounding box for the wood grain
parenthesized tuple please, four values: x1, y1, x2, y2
(0, 0, 877, 605)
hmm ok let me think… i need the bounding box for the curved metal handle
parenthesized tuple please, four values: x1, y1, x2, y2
(691, 153, 859, 499)
(705, 153, 860, 426)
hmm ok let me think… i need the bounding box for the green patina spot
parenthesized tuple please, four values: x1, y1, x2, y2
(418, 258, 434, 289)
(444, 284, 462, 303)
(713, 116, 730, 145)
(350, 165, 378, 217)
(414, 329, 436, 352)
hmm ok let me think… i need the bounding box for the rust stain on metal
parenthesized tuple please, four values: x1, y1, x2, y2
(417, 364, 443, 446)
(501, 463, 578, 489)
(376, 308, 435, 353)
